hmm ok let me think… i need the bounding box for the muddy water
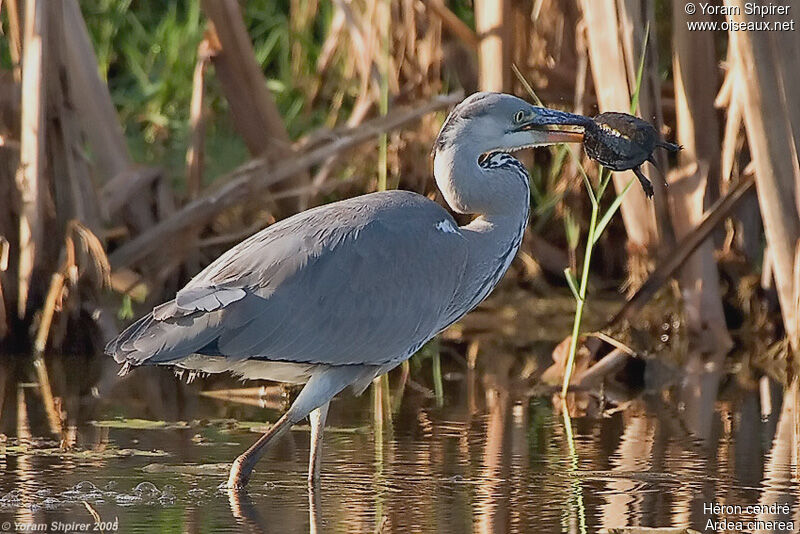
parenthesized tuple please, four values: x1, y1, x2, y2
(1, 296, 798, 533)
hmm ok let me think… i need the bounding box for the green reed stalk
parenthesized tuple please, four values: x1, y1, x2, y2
(559, 25, 649, 397)
(560, 168, 632, 397)
(377, 0, 390, 192)
(373, 0, 392, 436)
(432, 350, 444, 408)
(562, 409, 587, 533)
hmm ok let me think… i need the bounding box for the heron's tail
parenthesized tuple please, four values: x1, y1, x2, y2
(104, 300, 222, 374)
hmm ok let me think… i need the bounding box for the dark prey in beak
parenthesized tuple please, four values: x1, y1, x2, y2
(582, 112, 681, 198)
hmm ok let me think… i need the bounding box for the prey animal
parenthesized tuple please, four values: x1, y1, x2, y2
(555, 111, 682, 198)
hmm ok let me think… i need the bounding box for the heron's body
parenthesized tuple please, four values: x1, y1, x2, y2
(106, 92, 585, 489)
(110, 188, 524, 379)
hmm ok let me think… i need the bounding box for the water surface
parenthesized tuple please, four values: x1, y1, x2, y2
(1, 294, 798, 533)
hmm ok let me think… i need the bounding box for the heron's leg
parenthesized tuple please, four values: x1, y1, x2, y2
(307, 401, 330, 486)
(228, 365, 366, 489)
(227, 412, 293, 489)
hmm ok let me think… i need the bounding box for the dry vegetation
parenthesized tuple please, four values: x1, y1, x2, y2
(0, 0, 798, 388)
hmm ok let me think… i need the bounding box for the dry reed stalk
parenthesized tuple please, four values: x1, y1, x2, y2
(202, 0, 311, 215)
(44, 0, 101, 233)
(99, 166, 162, 219)
(62, 0, 158, 251)
(184, 39, 212, 272)
(62, 1, 129, 184)
(578, 0, 658, 269)
(475, 0, 512, 92)
(725, 0, 800, 351)
(624, 0, 675, 249)
(108, 92, 462, 270)
(419, 0, 479, 50)
(716, 48, 762, 262)
(15, 0, 47, 319)
(332, 0, 382, 98)
(4, 0, 22, 82)
(290, 0, 319, 82)
(316, 6, 345, 77)
(772, 30, 800, 168)
(756, 379, 798, 524)
(33, 272, 64, 357)
(32, 274, 64, 436)
(34, 221, 110, 353)
(0, 236, 7, 338)
(187, 50, 209, 157)
(717, 74, 743, 187)
(200, 387, 284, 410)
(16, 383, 31, 440)
(309, 96, 374, 195)
(510, 0, 532, 94)
(670, 0, 731, 350)
(610, 173, 755, 327)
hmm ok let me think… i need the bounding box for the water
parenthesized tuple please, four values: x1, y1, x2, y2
(1, 369, 797, 533)
(0, 294, 798, 533)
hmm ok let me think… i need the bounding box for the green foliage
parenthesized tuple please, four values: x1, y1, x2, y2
(447, 0, 476, 29)
(0, 11, 13, 70)
(559, 25, 650, 396)
(80, 0, 334, 183)
(117, 294, 134, 320)
(83, 1, 204, 145)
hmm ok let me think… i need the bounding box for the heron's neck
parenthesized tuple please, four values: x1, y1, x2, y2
(433, 144, 531, 321)
(433, 144, 530, 222)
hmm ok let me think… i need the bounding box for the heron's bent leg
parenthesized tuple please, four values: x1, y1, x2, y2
(308, 401, 330, 486)
(227, 412, 293, 489)
(227, 365, 366, 489)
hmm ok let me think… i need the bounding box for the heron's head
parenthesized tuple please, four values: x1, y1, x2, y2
(434, 92, 586, 155)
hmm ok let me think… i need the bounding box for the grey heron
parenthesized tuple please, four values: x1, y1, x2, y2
(105, 92, 585, 489)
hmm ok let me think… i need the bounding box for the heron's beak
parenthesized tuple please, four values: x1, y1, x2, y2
(514, 107, 589, 144)
(522, 128, 584, 144)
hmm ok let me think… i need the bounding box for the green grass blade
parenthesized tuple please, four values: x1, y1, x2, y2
(593, 177, 635, 244)
(595, 167, 613, 202)
(512, 63, 544, 106)
(432, 351, 444, 408)
(630, 23, 650, 114)
(564, 268, 581, 302)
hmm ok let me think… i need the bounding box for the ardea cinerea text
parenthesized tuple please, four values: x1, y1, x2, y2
(105, 92, 585, 489)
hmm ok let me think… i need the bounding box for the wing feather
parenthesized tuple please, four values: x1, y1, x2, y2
(108, 191, 468, 368)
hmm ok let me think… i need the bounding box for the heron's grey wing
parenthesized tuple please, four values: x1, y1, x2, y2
(111, 190, 469, 368)
(213, 194, 468, 365)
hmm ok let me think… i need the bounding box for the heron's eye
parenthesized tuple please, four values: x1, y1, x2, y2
(514, 110, 526, 123)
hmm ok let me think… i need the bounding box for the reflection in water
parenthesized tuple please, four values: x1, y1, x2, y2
(756, 380, 798, 533)
(228, 489, 267, 534)
(0, 349, 797, 533)
(599, 404, 654, 531)
(476, 353, 513, 534)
